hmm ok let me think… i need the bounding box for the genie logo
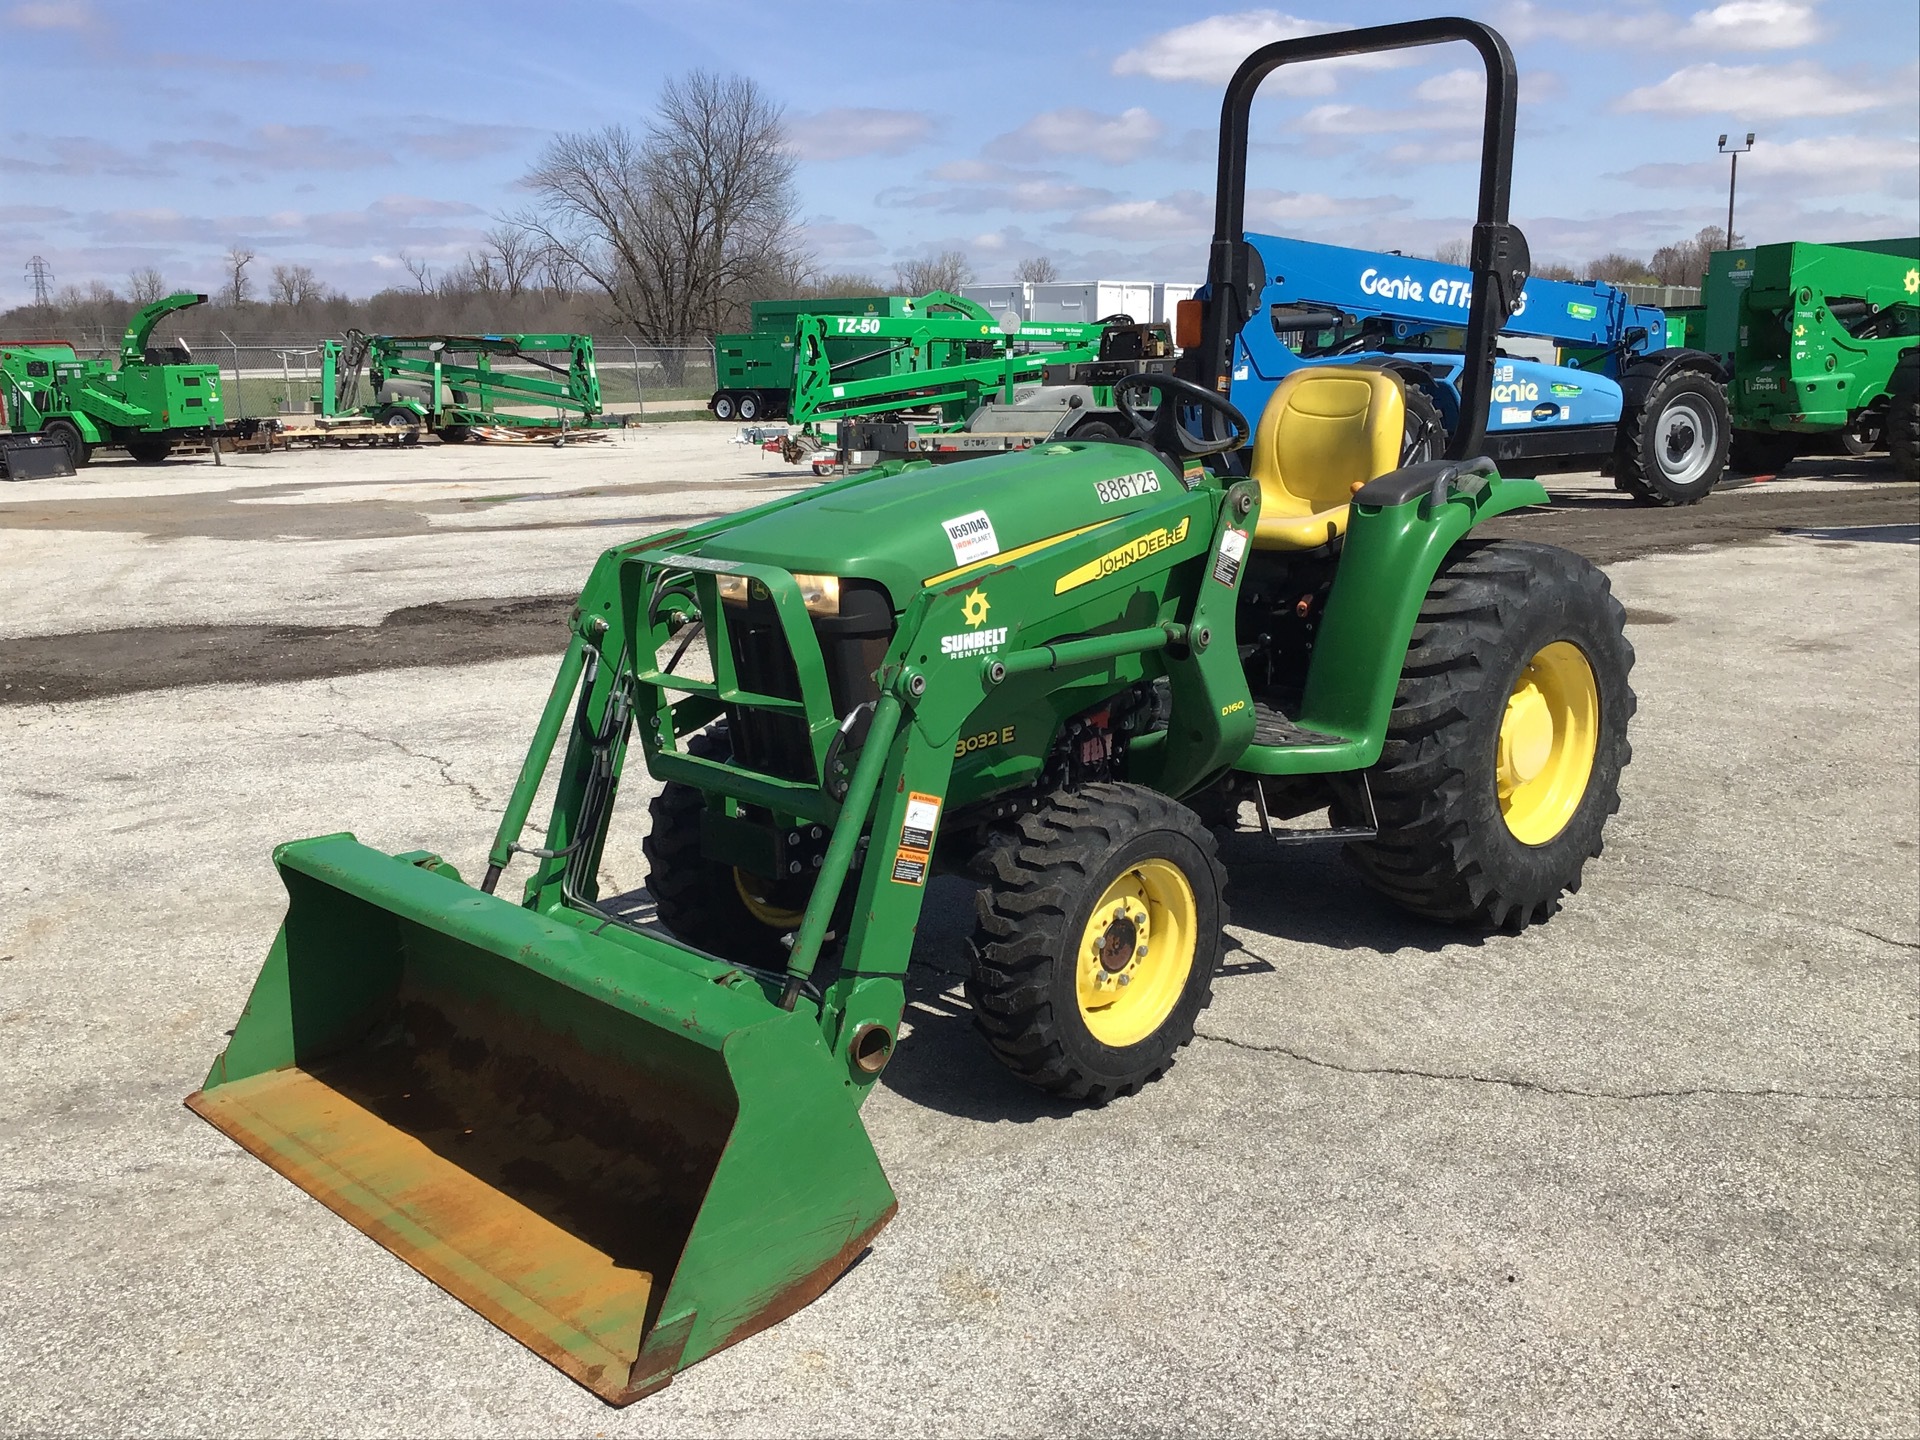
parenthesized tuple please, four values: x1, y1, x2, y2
(1357, 267, 1529, 316)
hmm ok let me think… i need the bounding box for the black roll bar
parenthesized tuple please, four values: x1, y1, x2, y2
(1188, 17, 1530, 461)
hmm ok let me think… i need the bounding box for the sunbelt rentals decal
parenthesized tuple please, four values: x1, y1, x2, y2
(1055, 517, 1191, 594)
(940, 586, 1007, 658)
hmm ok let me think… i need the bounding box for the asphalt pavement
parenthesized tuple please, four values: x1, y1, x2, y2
(0, 433, 1914, 1436)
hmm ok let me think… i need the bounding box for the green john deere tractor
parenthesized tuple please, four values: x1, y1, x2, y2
(188, 18, 1634, 1407)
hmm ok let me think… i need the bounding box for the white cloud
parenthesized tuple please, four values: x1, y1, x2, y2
(787, 108, 934, 161)
(1111, 11, 1407, 92)
(1245, 189, 1406, 226)
(989, 106, 1164, 163)
(1611, 133, 1920, 198)
(798, 220, 884, 260)
(1499, 0, 1826, 50)
(4, 1, 94, 29)
(1677, 1, 1824, 49)
(1069, 191, 1212, 240)
(878, 176, 1118, 214)
(1617, 60, 1906, 117)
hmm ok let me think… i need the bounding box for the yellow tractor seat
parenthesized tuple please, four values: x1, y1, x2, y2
(1248, 367, 1407, 550)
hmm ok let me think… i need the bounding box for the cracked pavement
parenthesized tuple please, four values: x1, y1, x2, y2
(0, 439, 1915, 1437)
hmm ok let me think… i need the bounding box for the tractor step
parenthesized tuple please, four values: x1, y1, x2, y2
(1250, 701, 1345, 749)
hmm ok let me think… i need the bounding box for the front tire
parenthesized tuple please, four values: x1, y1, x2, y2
(710, 392, 736, 421)
(125, 438, 173, 464)
(1336, 539, 1635, 930)
(378, 405, 421, 445)
(43, 419, 90, 467)
(1613, 368, 1729, 505)
(643, 728, 814, 968)
(967, 784, 1227, 1102)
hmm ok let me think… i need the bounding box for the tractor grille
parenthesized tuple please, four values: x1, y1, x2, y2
(724, 579, 894, 784)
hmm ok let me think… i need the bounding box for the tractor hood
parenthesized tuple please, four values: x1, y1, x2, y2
(696, 441, 1181, 604)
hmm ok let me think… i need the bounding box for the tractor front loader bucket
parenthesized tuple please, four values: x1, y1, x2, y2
(186, 833, 895, 1405)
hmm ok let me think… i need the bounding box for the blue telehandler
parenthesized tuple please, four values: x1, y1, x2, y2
(1179, 226, 1731, 506)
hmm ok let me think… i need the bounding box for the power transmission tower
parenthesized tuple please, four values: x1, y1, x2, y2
(25, 254, 53, 306)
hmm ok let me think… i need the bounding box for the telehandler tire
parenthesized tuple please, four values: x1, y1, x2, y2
(967, 783, 1227, 1102)
(644, 727, 815, 968)
(1335, 539, 1634, 931)
(1613, 367, 1728, 505)
(1889, 351, 1919, 482)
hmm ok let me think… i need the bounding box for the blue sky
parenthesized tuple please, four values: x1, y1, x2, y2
(1, 0, 1915, 306)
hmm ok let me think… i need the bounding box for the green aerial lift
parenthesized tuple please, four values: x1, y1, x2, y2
(319, 330, 605, 442)
(189, 18, 1635, 1407)
(709, 291, 1116, 428)
(0, 291, 224, 466)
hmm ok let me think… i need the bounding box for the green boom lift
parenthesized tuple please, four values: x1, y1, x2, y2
(319, 330, 605, 442)
(0, 291, 224, 466)
(189, 18, 1635, 1406)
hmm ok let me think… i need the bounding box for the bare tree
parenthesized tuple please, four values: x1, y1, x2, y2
(485, 224, 540, 298)
(269, 263, 325, 307)
(894, 250, 974, 295)
(1584, 252, 1656, 284)
(399, 251, 435, 294)
(127, 266, 170, 305)
(1649, 226, 1738, 288)
(1534, 261, 1578, 281)
(222, 246, 256, 308)
(1013, 256, 1059, 284)
(1430, 238, 1468, 266)
(516, 71, 800, 375)
(798, 270, 885, 298)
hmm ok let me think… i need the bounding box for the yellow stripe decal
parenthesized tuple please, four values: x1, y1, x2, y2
(922, 520, 1110, 588)
(1054, 517, 1192, 595)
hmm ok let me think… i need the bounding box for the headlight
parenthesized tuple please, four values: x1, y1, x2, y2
(793, 573, 841, 616)
(716, 571, 841, 616)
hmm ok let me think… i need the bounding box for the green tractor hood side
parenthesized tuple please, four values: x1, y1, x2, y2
(695, 440, 1177, 601)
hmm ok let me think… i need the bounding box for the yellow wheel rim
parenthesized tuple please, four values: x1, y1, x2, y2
(1075, 858, 1197, 1048)
(1497, 640, 1599, 845)
(732, 868, 807, 930)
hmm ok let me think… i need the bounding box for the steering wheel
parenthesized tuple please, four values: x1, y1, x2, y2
(1112, 373, 1250, 461)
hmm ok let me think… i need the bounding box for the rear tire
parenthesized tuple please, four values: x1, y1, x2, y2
(644, 728, 812, 968)
(711, 392, 736, 421)
(1730, 430, 1799, 476)
(125, 438, 173, 464)
(43, 419, 90, 467)
(967, 784, 1226, 1102)
(1334, 539, 1635, 931)
(1613, 367, 1728, 505)
(437, 426, 471, 444)
(737, 392, 761, 422)
(1888, 351, 1919, 482)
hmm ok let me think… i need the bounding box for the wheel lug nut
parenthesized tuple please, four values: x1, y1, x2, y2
(1136, 945, 1148, 957)
(1118, 974, 1131, 985)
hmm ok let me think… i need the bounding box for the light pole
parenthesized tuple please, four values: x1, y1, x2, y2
(1717, 132, 1754, 249)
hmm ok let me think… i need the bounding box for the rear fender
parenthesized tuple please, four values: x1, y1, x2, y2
(1621, 347, 1728, 409)
(1289, 466, 1547, 768)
